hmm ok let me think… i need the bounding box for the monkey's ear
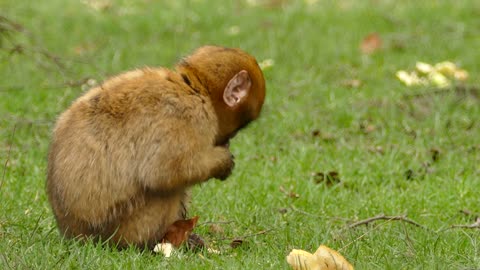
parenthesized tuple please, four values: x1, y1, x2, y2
(223, 70, 251, 107)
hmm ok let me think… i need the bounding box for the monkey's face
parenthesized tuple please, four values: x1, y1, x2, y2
(176, 46, 266, 147)
(212, 60, 266, 147)
(213, 99, 261, 147)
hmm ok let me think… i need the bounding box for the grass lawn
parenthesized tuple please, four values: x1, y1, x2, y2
(1, 0, 479, 269)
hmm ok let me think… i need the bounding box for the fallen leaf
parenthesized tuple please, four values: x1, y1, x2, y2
(312, 171, 341, 186)
(430, 148, 440, 162)
(360, 33, 382, 54)
(186, 232, 206, 251)
(162, 216, 199, 247)
(230, 239, 244, 248)
(327, 171, 340, 182)
(287, 245, 354, 270)
(404, 169, 414, 180)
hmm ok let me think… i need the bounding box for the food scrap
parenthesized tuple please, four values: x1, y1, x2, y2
(287, 245, 354, 270)
(153, 216, 199, 257)
(396, 61, 468, 88)
(153, 242, 174, 257)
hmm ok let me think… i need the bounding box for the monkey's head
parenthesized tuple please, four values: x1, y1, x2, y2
(176, 46, 266, 146)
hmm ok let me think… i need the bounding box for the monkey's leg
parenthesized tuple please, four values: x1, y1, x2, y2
(109, 191, 187, 249)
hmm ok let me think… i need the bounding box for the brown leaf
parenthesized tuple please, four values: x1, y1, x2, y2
(360, 32, 382, 54)
(186, 233, 206, 251)
(430, 147, 440, 162)
(313, 171, 341, 186)
(230, 239, 244, 248)
(404, 169, 414, 180)
(162, 216, 199, 247)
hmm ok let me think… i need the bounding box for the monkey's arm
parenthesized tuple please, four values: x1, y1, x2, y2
(138, 143, 234, 192)
(133, 101, 234, 192)
(171, 144, 234, 186)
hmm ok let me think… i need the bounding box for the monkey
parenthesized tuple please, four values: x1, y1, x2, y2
(46, 46, 266, 249)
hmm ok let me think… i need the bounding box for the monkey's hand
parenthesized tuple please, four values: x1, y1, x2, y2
(211, 146, 235, 181)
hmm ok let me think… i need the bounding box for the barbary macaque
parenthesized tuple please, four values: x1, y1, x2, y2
(46, 46, 266, 249)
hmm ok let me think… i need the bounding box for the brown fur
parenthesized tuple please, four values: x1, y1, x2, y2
(46, 46, 266, 249)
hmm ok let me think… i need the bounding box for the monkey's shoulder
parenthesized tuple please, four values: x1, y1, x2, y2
(74, 68, 213, 120)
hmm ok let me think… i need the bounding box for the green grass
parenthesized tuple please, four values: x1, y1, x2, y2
(1, 0, 480, 269)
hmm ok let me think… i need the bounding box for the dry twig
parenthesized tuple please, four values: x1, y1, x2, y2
(451, 218, 480, 230)
(219, 228, 274, 241)
(348, 213, 429, 230)
(198, 220, 234, 227)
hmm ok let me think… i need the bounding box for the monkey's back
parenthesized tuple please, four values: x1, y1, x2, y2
(47, 68, 218, 238)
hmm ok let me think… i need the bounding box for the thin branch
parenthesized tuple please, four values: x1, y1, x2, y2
(348, 214, 429, 230)
(451, 218, 480, 230)
(198, 220, 234, 227)
(219, 228, 274, 241)
(290, 206, 322, 218)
